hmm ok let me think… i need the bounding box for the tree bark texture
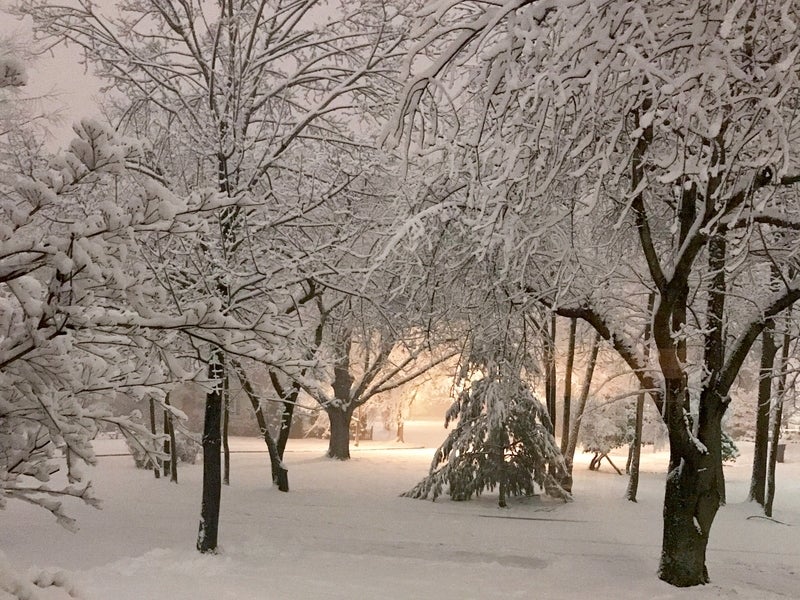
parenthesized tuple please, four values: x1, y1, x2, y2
(163, 407, 172, 479)
(327, 328, 355, 460)
(197, 354, 224, 554)
(657, 381, 726, 587)
(326, 406, 355, 460)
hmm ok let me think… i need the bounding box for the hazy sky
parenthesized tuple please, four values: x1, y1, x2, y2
(1, 0, 104, 146)
(0, 0, 341, 147)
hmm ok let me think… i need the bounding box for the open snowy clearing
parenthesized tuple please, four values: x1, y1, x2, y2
(2, 421, 798, 599)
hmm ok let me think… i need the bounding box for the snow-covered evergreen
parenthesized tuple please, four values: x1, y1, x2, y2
(405, 374, 569, 505)
(405, 321, 570, 507)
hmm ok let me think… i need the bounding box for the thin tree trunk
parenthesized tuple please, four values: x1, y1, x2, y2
(749, 319, 777, 505)
(163, 407, 171, 479)
(560, 318, 577, 454)
(626, 390, 645, 495)
(562, 331, 601, 492)
(222, 370, 230, 486)
(545, 313, 557, 432)
(234, 361, 288, 491)
(164, 393, 178, 484)
(765, 323, 791, 517)
(197, 351, 223, 554)
(148, 396, 161, 479)
(270, 371, 299, 459)
(626, 292, 654, 501)
(275, 316, 325, 459)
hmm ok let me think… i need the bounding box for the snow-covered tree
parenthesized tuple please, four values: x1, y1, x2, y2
(405, 373, 569, 506)
(0, 63, 191, 528)
(405, 297, 570, 505)
(388, 0, 800, 587)
(1, 48, 299, 534)
(16, 0, 414, 552)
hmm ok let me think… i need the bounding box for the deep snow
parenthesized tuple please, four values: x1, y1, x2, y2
(2, 421, 798, 599)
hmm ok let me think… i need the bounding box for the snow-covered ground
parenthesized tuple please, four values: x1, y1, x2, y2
(2, 421, 798, 599)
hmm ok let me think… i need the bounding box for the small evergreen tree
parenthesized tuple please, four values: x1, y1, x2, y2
(404, 372, 570, 506)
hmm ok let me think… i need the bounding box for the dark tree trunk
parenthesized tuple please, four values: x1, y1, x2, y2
(222, 371, 230, 486)
(326, 406, 355, 460)
(197, 353, 223, 554)
(163, 407, 172, 479)
(148, 396, 161, 479)
(658, 382, 726, 587)
(626, 391, 645, 496)
(270, 370, 299, 459)
(749, 320, 776, 505)
(560, 318, 577, 454)
(327, 327, 355, 460)
(164, 394, 178, 484)
(234, 361, 288, 491)
(545, 313, 557, 432)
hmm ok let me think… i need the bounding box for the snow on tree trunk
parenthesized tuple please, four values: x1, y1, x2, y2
(148, 397, 161, 480)
(658, 382, 725, 587)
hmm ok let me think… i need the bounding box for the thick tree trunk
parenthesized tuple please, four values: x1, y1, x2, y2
(659, 452, 717, 586)
(197, 354, 223, 554)
(750, 321, 776, 505)
(326, 406, 354, 460)
(658, 381, 726, 587)
(327, 327, 355, 461)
